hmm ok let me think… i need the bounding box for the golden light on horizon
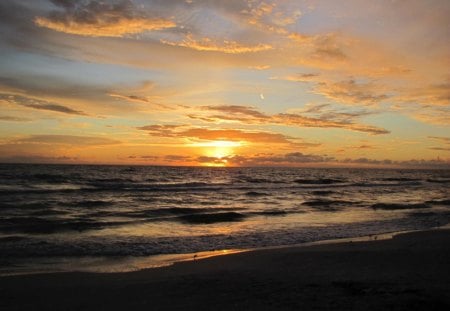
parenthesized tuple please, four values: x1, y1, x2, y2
(191, 140, 242, 159)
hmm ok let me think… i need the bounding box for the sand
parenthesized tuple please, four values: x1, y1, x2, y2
(1, 229, 449, 310)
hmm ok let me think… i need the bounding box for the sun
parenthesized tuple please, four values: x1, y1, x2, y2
(189, 140, 243, 166)
(207, 141, 240, 158)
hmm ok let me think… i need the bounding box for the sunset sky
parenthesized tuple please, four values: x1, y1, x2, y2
(0, 0, 449, 167)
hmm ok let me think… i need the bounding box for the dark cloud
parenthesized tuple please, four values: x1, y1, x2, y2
(195, 152, 334, 166)
(0, 93, 87, 116)
(36, 0, 176, 37)
(136, 124, 185, 137)
(0, 1, 68, 56)
(50, 0, 77, 9)
(108, 93, 171, 110)
(340, 157, 450, 168)
(164, 155, 192, 162)
(128, 155, 160, 161)
(201, 105, 269, 119)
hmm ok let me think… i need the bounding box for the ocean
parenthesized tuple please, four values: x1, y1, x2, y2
(0, 164, 449, 275)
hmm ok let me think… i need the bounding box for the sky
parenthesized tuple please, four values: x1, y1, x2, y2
(0, 0, 449, 167)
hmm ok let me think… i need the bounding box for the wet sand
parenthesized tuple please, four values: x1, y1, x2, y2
(1, 229, 449, 310)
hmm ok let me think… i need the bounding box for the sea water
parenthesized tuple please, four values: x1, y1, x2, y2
(0, 164, 449, 274)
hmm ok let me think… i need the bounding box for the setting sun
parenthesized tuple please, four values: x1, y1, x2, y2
(204, 141, 241, 159)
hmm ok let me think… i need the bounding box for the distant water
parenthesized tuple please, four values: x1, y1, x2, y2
(1, 164, 449, 274)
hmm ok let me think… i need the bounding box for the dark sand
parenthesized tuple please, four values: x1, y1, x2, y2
(1, 229, 449, 310)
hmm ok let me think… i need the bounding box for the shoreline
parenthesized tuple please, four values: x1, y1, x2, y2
(2, 225, 449, 277)
(1, 228, 449, 310)
(2, 224, 450, 277)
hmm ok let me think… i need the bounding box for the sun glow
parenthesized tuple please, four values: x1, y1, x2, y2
(205, 141, 241, 158)
(190, 140, 243, 166)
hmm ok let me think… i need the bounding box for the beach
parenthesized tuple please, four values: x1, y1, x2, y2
(1, 229, 449, 310)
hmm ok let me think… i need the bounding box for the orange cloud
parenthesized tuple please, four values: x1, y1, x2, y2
(394, 83, 450, 107)
(189, 105, 389, 135)
(35, 17, 175, 37)
(161, 34, 272, 54)
(314, 80, 389, 106)
(35, 0, 175, 37)
(138, 125, 307, 146)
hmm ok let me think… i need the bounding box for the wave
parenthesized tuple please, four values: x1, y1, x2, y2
(235, 175, 285, 184)
(85, 181, 227, 192)
(294, 178, 344, 185)
(371, 203, 431, 210)
(175, 212, 247, 224)
(0, 202, 52, 210)
(302, 199, 354, 207)
(0, 217, 135, 234)
(380, 177, 422, 182)
(245, 191, 269, 197)
(425, 199, 450, 206)
(30, 173, 68, 183)
(1, 212, 450, 259)
(86, 207, 242, 219)
(300, 199, 354, 211)
(426, 179, 450, 184)
(252, 210, 288, 216)
(350, 181, 421, 188)
(63, 200, 112, 208)
(311, 190, 334, 196)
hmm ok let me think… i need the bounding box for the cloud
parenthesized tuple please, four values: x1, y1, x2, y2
(429, 147, 450, 151)
(275, 73, 320, 83)
(314, 80, 389, 106)
(394, 104, 450, 126)
(138, 125, 305, 145)
(0, 93, 88, 116)
(352, 144, 376, 150)
(200, 105, 269, 120)
(137, 124, 185, 137)
(189, 104, 389, 135)
(241, 1, 302, 35)
(0, 115, 32, 122)
(0, 155, 78, 164)
(35, 0, 176, 37)
(128, 155, 160, 161)
(0, 95, 83, 116)
(108, 93, 171, 110)
(288, 32, 349, 64)
(428, 136, 450, 152)
(13, 135, 120, 146)
(161, 34, 272, 54)
(429, 136, 450, 143)
(395, 83, 450, 107)
(193, 153, 449, 168)
(180, 128, 295, 144)
(195, 152, 334, 166)
(164, 155, 192, 162)
(248, 65, 271, 70)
